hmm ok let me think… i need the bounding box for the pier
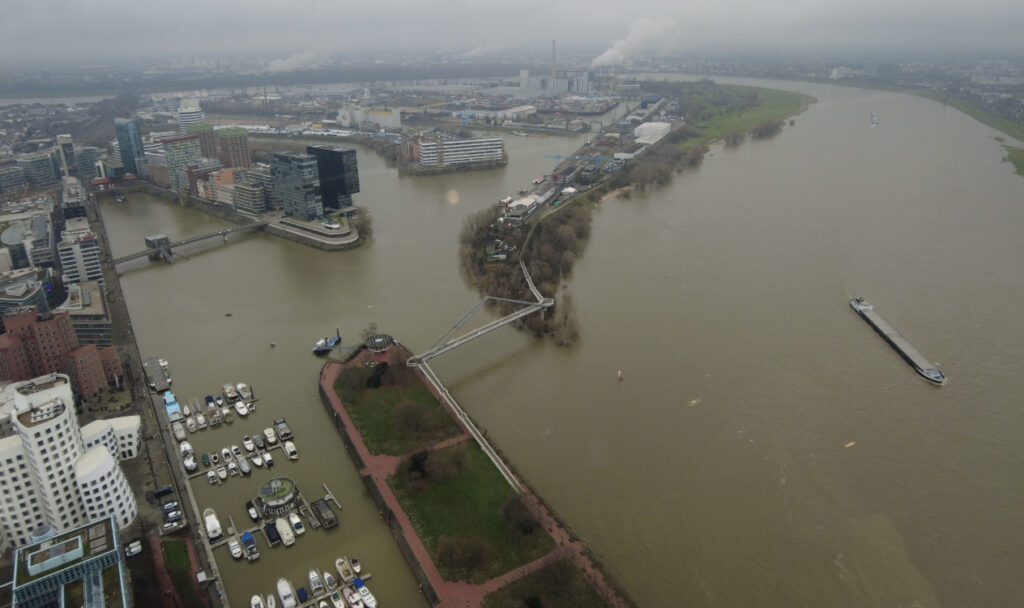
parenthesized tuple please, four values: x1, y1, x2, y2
(851, 298, 947, 384)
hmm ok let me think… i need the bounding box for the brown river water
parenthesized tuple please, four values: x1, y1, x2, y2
(101, 77, 1024, 607)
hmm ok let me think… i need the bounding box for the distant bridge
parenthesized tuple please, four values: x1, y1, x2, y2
(407, 261, 552, 366)
(110, 222, 266, 265)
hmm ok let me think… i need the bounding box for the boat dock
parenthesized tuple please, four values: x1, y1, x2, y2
(851, 298, 946, 385)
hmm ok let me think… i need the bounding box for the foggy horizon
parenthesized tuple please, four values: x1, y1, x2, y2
(4, 0, 1024, 73)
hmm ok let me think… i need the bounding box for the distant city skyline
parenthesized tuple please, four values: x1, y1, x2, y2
(3, 0, 1024, 71)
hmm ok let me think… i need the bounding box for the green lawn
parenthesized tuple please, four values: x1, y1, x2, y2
(163, 540, 203, 606)
(916, 90, 1024, 142)
(389, 442, 554, 582)
(334, 365, 461, 455)
(686, 87, 811, 151)
(1002, 145, 1024, 176)
(482, 559, 611, 608)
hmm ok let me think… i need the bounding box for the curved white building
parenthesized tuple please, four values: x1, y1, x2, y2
(0, 373, 138, 551)
(75, 447, 136, 528)
(177, 100, 205, 134)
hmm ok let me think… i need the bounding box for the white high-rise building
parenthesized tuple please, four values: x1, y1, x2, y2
(176, 100, 204, 134)
(0, 374, 138, 551)
(57, 231, 104, 288)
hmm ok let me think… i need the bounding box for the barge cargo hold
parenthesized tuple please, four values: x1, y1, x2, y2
(850, 297, 946, 385)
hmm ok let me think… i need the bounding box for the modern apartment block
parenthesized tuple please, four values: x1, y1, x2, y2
(232, 181, 266, 213)
(16, 153, 58, 188)
(113, 118, 145, 177)
(216, 127, 251, 168)
(55, 282, 113, 347)
(184, 122, 218, 158)
(408, 135, 505, 168)
(0, 164, 28, 194)
(73, 145, 102, 183)
(0, 374, 138, 553)
(55, 135, 75, 178)
(270, 152, 323, 221)
(156, 135, 202, 194)
(306, 145, 360, 210)
(60, 177, 87, 219)
(57, 231, 103, 287)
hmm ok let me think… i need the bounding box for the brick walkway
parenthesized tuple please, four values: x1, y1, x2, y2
(320, 346, 631, 608)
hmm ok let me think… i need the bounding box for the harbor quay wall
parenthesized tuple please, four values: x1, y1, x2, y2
(102, 183, 363, 251)
(317, 366, 441, 606)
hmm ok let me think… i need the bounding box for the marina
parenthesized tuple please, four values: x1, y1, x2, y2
(850, 297, 947, 384)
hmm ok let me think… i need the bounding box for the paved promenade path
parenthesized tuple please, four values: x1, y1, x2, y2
(320, 346, 631, 608)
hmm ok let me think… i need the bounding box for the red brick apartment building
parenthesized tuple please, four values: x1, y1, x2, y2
(0, 307, 121, 398)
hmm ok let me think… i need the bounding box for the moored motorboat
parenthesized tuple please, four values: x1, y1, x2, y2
(195, 413, 207, 429)
(353, 578, 376, 608)
(275, 517, 295, 546)
(180, 440, 193, 456)
(313, 330, 341, 355)
(216, 395, 224, 407)
(207, 470, 218, 484)
(343, 586, 363, 608)
(237, 382, 253, 400)
(277, 578, 297, 608)
(246, 500, 260, 521)
(172, 422, 186, 442)
(263, 427, 278, 445)
(241, 530, 260, 561)
(263, 451, 274, 468)
(228, 462, 239, 477)
(284, 440, 299, 460)
(228, 535, 243, 559)
(251, 595, 264, 608)
(243, 435, 255, 452)
(238, 456, 251, 476)
(211, 452, 219, 465)
(235, 401, 250, 417)
(328, 590, 345, 608)
(351, 558, 361, 575)
(205, 395, 216, 408)
(216, 466, 227, 480)
(201, 453, 211, 467)
(253, 434, 265, 450)
(203, 508, 223, 541)
(288, 512, 305, 535)
(335, 557, 355, 583)
(223, 383, 240, 403)
(231, 445, 243, 458)
(186, 417, 197, 433)
(251, 452, 264, 467)
(183, 454, 197, 473)
(266, 593, 276, 608)
(221, 448, 232, 461)
(308, 568, 324, 595)
(264, 522, 281, 546)
(182, 402, 191, 417)
(323, 571, 337, 590)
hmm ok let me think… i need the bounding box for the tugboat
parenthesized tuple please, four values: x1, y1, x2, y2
(313, 329, 341, 355)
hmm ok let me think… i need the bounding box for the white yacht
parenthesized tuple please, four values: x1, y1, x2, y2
(277, 578, 296, 608)
(275, 517, 295, 546)
(203, 508, 222, 541)
(284, 441, 299, 460)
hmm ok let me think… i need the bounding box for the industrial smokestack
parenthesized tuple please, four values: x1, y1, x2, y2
(551, 39, 556, 80)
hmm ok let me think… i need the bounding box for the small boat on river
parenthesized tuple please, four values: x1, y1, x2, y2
(353, 578, 376, 608)
(263, 427, 278, 445)
(252, 452, 264, 467)
(277, 578, 297, 608)
(172, 422, 186, 442)
(284, 441, 299, 460)
(251, 595, 264, 608)
(263, 451, 274, 468)
(186, 417, 197, 433)
(228, 535, 243, 559)
(207, 470, 218, 484)
(235, 401, 250, 417)
(241, 530, 260, 561)
(238, 456, 251, 476)
(308, 568, 324, 595)
(243, 435, 255, 452)
(221, 448, 232, 462)
(237, 382, 253, 400)
(246, 500, 260, 521)
(351, 558, 361, 575)
(323, 571, 337, 591)
(216, 466, 227, 481)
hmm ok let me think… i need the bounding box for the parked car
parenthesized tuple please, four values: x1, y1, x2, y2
(165, 510, 182, 522)
(161, 522, 178, 532)
(162, 500, 179, 512)
(125, 540, 143, 557)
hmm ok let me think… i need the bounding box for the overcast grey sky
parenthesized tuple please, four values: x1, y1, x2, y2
(3, 0, 1023, 70)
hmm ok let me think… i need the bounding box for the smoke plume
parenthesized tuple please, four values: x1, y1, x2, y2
(590, 18, 683, 67)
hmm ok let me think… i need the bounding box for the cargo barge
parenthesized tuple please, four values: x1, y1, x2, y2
(850, 297, 946, 385)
